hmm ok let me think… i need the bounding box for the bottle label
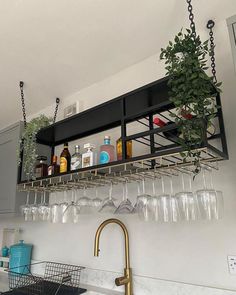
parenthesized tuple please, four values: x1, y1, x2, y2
(71, 158, 81, 171)
(35, 168, 42, 178)
(99, 151, 110, 164)
(60, 157, 67, 173)
(48, 166, 52, 176)
(82, 155, 92, 168)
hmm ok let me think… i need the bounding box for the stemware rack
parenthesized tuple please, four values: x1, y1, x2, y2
(17, 147, 223, 192)
(17, 75, 228, 192)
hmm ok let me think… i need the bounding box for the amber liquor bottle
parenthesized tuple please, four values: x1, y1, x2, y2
(60, 143, 71, 173)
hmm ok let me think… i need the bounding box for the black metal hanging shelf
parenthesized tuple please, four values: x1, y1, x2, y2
(36, 77, 173, 146)
(18, 75, 228, 185)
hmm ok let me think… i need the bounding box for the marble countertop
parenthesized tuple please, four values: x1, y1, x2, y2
(0, 272, 123, 295)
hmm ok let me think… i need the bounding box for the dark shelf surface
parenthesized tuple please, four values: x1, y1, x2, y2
(36, 76, 172, 146)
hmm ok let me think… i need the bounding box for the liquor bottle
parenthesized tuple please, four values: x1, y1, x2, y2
(116, 138, 132, 161)
(71, 145, 82, 171)
(99, 136, 115, 164)
(60, 143, 71, 173)
(35, 156, 48, 178)
(82, 143, 96, 168)
(48, 155, 60, 176)
(153, 117, 180, 141)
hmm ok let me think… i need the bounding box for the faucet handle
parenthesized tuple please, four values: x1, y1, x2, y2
(115, 276, 130, 286)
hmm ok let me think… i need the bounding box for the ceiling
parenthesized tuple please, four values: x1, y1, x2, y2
(0, 0, 236, 128)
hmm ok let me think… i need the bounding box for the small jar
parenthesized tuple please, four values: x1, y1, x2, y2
(35, 156, 48, 178)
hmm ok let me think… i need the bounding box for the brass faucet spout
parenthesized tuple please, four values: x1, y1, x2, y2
(94, 218, 133, 295)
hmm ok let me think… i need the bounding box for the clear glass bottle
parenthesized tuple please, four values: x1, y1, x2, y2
(99, 136, 115, 164)
(71, 145, 82, 171)
(82, 143, 96, 168)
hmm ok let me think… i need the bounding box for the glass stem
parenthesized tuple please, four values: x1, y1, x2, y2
(152, 179, 156, 196)
(43, 191, 46, 204)
(34, 192, 37, 205)
(125, 180, 128, 201)
(203, 168, 207, 189)
(137, 181, 141, 196)
(161, 176, 165, 194)
(209, 169, 214, 190)
(181, 173, 185, 191)
(122, 182, 126, 201)
(26, 191, 30, 205)
(109, 182, 113, 200)
(142, 177, 146, 195)
(189, 174, 192, 191)
(170, 177, 174, 196)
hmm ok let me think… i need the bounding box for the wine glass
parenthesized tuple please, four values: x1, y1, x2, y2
(151, 176, 160, 222)
(158, 175, 171, 222)
(50, 190, 62, 223)
(135, 177, 153, 221)
(99, 182, 117, 214)
(30, 191, 39, 221)
(20, 191, 32, 221)
(63, 187, 80, 223)
(196, 167, 223, 220)
(175, 172, 197, 221)
(115, 180, 134, 214)
(208, 168, 224, 220)
(169, 176, 180, 222)
(38, 191, 50, 221)
(77, 186, 92, 214)
(91, 187, 102, 212)
(61, 189, 69, 223)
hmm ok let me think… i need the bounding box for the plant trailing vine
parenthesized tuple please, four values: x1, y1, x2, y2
(160, 28, 222, 175)
(18, 115, 52, 180)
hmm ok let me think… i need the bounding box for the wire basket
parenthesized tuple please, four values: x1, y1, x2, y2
(6, 261, 85, 295)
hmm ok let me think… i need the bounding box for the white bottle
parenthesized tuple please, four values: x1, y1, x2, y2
(82, 143, 96, 168)
(71, 145, 82, 171)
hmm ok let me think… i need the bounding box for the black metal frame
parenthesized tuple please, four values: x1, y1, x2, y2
(18, 76, 228, 184)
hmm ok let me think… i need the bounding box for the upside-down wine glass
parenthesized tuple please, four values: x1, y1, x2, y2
(115, 180, 134, 214)
(175, 172, 197, 221)
(99, 182, 117, 214)
(135, 176, 153, 221)
(63, 187, 80, 223)
(38, 191, 50, 221)
(77, 186, 92, 214)
(20, 191, 32, 222)
(91, 187, 102, 213)
(169, 176, 181, 222)
(50, 190, 62, 223)
(158, 175, 171, 223)
(30, 191, 39, 221)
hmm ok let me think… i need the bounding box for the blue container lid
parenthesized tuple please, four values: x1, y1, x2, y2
(10, 240, 33, 250)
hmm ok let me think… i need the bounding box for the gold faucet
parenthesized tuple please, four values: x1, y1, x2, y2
(94, 218, 133, 295)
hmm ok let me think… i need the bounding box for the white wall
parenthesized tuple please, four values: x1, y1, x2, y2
(1, 12, 236, 292)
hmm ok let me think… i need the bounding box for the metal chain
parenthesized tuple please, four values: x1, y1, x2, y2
(207, 20, 217, 84)
(186, 0, 196, 38)
(19, 81, 27, 128)
(53, 97, 60, 123)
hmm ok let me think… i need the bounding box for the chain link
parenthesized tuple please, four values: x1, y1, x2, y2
(53, 97, 60, 124)
(207, 20, 217, 84)
(19, 81, 27, 128)
(186, 0, 196, 38)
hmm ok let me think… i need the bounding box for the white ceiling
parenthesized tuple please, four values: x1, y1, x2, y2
(0, 0, 236, 128)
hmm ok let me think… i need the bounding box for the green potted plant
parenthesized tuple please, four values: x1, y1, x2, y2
(18, 115, 52, 180)
(160, 28, 222, 175)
